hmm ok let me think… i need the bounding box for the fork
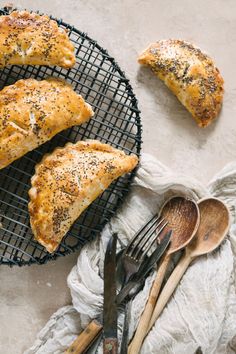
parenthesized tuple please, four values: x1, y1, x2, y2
(118, 215, 168, 354)
(121, 214, 168, 285)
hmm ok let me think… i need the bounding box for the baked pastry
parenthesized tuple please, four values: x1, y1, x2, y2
(0, 78, 93, 169)
(138, 39, 224, 127)
(0, 10, 75, 68)
(29, 140, 138, 253)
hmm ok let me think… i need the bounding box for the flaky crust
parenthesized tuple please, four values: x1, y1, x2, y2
(0, 78, 94, 169)
(138, 39, 224, 127)
(28, 140, 138, 253)
(0, 11, 75, 68)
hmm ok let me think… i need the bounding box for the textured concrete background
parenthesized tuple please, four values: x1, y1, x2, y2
(0, 0, 236, 353)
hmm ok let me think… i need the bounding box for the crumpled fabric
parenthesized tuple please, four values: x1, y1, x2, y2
(25, 153, 236, 354)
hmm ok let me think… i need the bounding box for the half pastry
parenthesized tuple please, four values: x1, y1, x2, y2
(0, 10, 75, 68)
(138, 39, 224, 127)
(0, 78, 93, 169)
(29, 140, 138, 253)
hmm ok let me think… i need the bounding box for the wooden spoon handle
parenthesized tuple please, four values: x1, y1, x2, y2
(65, 319, 103, 354)
(148, 253, 192, 331)
(128, 254, 170, 354)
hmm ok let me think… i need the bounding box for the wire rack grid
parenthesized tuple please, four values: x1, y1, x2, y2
(0, 7, 142, 266)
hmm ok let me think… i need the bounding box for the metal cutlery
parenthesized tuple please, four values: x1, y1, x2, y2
(120, 215, 168, 284)
(65, 215, 171, 354)
(119, 230, 172, 353)
(115, 217, 170, 354)
(103, 234, 118, 354)
(116, 230, 172, 305)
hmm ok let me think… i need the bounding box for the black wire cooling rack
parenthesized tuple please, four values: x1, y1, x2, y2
(0, 8, 142, 266)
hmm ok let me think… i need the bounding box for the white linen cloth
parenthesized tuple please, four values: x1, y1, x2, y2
(25, 154, 236, 354)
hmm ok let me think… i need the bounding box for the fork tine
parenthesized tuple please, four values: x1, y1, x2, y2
(126, 214, 160, 254)
(137, 221, 168, 261)
(131, 218, 166, 259)
(128, 217, 163, 258)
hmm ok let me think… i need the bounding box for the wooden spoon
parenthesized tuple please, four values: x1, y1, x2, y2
(129, 196, 200, 354)
(147, 197, 230, 331)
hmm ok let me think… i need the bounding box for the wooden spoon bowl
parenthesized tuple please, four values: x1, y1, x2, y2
(160, 196, 200, 252)
(188, 197, 230, 257)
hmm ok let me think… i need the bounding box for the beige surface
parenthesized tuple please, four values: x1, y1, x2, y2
(0, 0, 236, 353)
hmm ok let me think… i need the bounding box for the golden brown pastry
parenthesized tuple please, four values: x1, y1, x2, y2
(138, 39, 224, 127)
(0, 11, 75, 68)
(0, 78, 93, 169)
(29, 140, 138, 253)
